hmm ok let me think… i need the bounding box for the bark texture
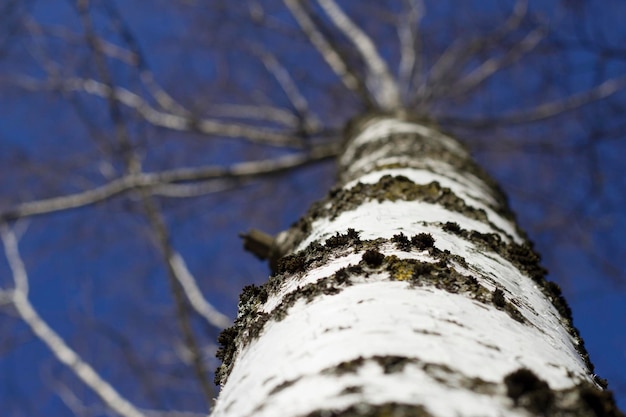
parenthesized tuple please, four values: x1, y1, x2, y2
(212, 115, 622, 417)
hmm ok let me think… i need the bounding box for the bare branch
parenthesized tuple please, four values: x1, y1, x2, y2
(417, 0, 529, 103)
(99, 1, 189, 116)
(283, 0, 366, 100)
(250, 43, 321, 131)
(76, 0, 141, 174)
(316, 0, 400, 109)
(0, 289, 13, 306)
(442, 74, 626, 127)
(0, 144, 339, 221)
(0, 223, 28, 295)
(397, 0, 424, 99)
(151, 181, 237, 198)
(9, 76, 302, 147)
(204, 104, 300, 127)
(446, 26, 545, 98)
(54, 381, 103, 417)
(142, 410, 208, 417)
(25, 7, 186, 118)
(23, 17, 137, 65)
(168, 251, 231, 329)
(138, 197, 215, 404)
(0, 225, 145, 417)
(21, 18, 63, 78)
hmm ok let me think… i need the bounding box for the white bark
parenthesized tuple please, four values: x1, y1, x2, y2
(211, 116, 612, 417)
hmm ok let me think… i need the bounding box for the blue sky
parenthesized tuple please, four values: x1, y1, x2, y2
(0, 0, 625, 415)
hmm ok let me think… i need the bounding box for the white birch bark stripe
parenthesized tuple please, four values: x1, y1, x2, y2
(339, 119, 468, 165)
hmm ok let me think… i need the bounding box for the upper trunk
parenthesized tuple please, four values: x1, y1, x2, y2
(212, 114, 621, 417)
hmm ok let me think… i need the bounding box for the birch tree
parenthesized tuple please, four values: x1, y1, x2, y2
(1, 0, 625, 416)
(211, 1, 624, 415)
(214, 114, 621, 416)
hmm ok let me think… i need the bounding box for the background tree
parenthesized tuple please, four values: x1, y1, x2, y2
(0, 0, 625, 416)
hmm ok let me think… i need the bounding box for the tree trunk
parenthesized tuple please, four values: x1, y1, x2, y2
(212, 114, 621, 417)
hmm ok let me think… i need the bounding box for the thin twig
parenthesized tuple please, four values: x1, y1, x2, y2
(33, 76, 301, 147)
(0, 225, 145, 417)
(150, 180, 238, 198)
(54, 380, 104, 417)
(0, 223, 28, 294)
(100, 1, 189, 116)
(441, 74, 626, 127)
(250, 43, 321, 131)
(316, 0, 400, 109)
(168, 251, 231, 329)
(204, 103, 300, 127)
(283, 0, 366, 100)
(138, 196, 216, 403)
(397, 0, 424, 100)
(446, 27, 545, 98)
(417, 0, 529, 104)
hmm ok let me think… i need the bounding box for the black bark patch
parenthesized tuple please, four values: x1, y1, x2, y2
(492, 288, 506, 307)
(362, 249, 385, 267)
(442, 221, 462, 233)
(504, 368, 625, 417)
(268, 378, 298, 395)
(391, 232, 412, 251)
(246, 311, 270, 339)
(261, 232, 475, 311)
(334, 267, 351, 284)
(376, 356, 410, 374)
(304, 402, 432, 417)
(411, 233, 435, 250)
(444, 227, 549, 284)
(214, 310, 271, 385)
(505, 242, 547, 284)
(340, 385, 363, 395)
(238, 284, 268, 313)
(579, 386, 624, 417)
(412, 262, 435, 279)
(489, 288, 525, 322)
(214, 327, 238, 384)
(545, 281, 573, 324)
(504, 368, 554, 413)
(595, 376, 609, 390)
(326, 229, 361, 248)
(504, 303, 526, 323)
(392, 232, 438, 252)
(275, 252, 307, 274)
(326, 355, 412, 377)
(327, 357, 367, 375)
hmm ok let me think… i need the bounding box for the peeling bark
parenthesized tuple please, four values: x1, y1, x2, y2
(212, 115, 622, 417)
